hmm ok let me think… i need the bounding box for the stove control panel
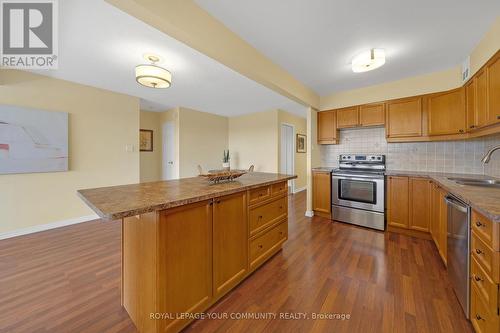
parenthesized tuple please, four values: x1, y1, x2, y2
(339, 154, 385, 163)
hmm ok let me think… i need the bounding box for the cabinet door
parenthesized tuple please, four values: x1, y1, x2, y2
(466, 79, 477, 130)
(409, 178, 430, 232)
(336, 106, 359, 128)
(386, 97, 423, 138)
(313, 171, 331, 214)
(437, 189, 448, 264)
(317, 111, 337, 143)
(427, 88, 466, 135)
(387, 176, 409, 228)
(359, 103, 385, 127)
(213, 192, 248, 298)
(429, 183, 440, 243)
(158, 201, 213, 332)
(487, 53, 500, 125)
(477, 69, 488, 128)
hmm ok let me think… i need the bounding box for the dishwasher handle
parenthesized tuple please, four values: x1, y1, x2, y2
(444, 195, 468, 213)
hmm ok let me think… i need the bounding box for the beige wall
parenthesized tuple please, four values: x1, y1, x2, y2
(320, 17, 500, 110)
(178, 107, 228, 178)
(0, 70, 140, 234)
(229, 110, 279, 173)
(140, 111, 162, 182)
(277, 110, 307, 189)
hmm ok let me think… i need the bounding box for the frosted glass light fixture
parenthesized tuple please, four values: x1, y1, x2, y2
(352, 49, 386, 73)
(135, 54, 172, 88)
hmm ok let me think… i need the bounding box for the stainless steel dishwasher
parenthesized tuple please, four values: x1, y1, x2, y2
(445, 194, 470, 319)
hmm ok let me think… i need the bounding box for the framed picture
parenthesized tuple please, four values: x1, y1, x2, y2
(139, 129, 153, 152)
(296, 134, 306, 153)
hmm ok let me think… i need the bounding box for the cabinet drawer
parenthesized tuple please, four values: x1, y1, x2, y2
(472, 231, 500, 283)
(249, 221, 287, 270)
(472, 210, 500, 251)
(248, 186, 271, 205)
(249, 196, 287, 236)
(471, 255, 499, 315)
(271, 181, 287, 197)
(471, 282, 499, 333)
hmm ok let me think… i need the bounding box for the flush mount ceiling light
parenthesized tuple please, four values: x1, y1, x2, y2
(352, 49, 386, 73)
(135, 54, 172, 88)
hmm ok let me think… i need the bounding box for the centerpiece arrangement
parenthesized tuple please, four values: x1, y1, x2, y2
(198, 150, 247, 183)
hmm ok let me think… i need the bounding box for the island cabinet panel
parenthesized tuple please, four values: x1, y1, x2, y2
(359, 103, 385, 127)
(249, 220, 288, 270)
(213, 192, 248, 298)
(336, 106, 359, 128)
(426, 88, 466, 136)
(408, 178, 430, 232)
(157, 200, 213, 333)
(386, 97, 423, 138)
(249, 195, 287, 236)
(487, 53, 500, 125)
(387, 176, 409, 228)
(317, 110, 337, 144)
(248, 185, 271, 205)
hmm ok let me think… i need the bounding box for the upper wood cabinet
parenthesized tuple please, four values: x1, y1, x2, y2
(409, 178, 430, 232)
(387, 176, 409, 228)
(386, 97, 423, 138)
(476, 69, 488, 128)
(312, 170, 331, 218)
(213, 192, 248, 298)
(466, 79, 476, 130)
(317, 110, 337, 144)
(487, 53, 500, 125)
(426, 88, 466, 136)
(359, 103, 385, 127)
(336, 106, 359, 128)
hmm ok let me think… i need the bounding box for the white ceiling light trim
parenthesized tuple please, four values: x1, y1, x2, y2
(135, 54, 172, 88)
(352, 49, 386, 73)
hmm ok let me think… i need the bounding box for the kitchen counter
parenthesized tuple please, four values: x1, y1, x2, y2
(312, 167, 334, 172)
(386, 170, 500, 222)
(78, 172, 296, 220)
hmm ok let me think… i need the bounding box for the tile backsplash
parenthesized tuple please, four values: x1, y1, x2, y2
(320, 127, 500, 177)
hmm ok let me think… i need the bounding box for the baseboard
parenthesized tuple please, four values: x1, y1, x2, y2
(293, 186, 306, 194)
(305, 210, 314, 217)
(0, 214, 100, 240)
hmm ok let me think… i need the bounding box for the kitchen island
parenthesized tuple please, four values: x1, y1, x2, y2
(78, 172, 296, 333)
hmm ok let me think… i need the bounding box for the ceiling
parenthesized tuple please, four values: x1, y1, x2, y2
(196, 0, 500, 95)
(31, 0, 306, 117)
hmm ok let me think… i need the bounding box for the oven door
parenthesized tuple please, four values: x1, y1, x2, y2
(332, 174, 384, 212)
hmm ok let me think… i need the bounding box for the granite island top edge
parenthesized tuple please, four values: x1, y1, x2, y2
(77, 172, 297, 220)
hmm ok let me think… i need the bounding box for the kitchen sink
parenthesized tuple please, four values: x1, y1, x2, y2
(447, 177, 500, 188)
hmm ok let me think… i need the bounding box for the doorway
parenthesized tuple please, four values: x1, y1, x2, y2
(280, 123, 295, 193)
(162, 121, 175, 180)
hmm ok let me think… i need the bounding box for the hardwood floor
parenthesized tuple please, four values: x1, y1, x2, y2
(0, 191, 472, 333)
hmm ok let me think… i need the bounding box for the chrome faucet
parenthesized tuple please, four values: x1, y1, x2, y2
(482, 145, 500, 164)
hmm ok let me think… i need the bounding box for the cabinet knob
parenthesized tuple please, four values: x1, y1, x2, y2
(473, 274, 483, 282)
(459, 129, 464, 133)
(258, 215, 263, 219)
(470, 125, 476, 129)
(475, 248, 483, 255)
(476, 221, 484, 227)
(476, 314, 484, 321)
(258, 244, 263, 249)
(497, 115, 500, 120)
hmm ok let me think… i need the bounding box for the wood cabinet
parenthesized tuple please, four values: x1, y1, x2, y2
(213, 192, 248, 298)
(466, 78, 477, 130)
(470, 209, 500, 333)
(359, 103, 385, 127)
(427, 88, 466, 135)
(436, 187, 447, 264)
(387, 176, 409, 228)
(386, 97, 423, 138)
(476, 69, 488, 129)
(487, 53, 500, 125)
(157, 201, 214, 333)
(312, 170, 331, 218)
(430, 182, 440, 243)
(408, 178, 430, 232)
(249, 221, 287, 270)
(317, 110, 338, 144)
(336, 106, 359, 128)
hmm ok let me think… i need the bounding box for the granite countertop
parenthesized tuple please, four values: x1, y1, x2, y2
(312, 167, 335, 172)
(78, 172, 297, 220)
(386, 170, 500, 222)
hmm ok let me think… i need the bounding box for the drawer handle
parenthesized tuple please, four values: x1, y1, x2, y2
(475, 249, 483, 255)
(474, 274, 483, 282)
(470, 125, 476, 129)
(459, 129, 464, 133)
(258, 244, 263, 249)
(476, 221, 484, 228)
(279, 206, 283, 209)
(259, 193, 263, 197)
(476, 314, 485, 321)
(279, 231, 283, 235)
(258, 215, 263, 220)
(497, 115, 500, 120)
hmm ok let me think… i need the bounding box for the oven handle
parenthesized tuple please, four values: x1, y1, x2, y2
(332, 175, 384, 182)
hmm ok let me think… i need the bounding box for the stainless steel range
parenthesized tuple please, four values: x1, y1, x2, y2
(332, 154, 385, 231)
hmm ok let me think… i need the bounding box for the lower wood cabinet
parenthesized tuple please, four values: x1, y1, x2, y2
(249, 220, 288, 270)
(470, 209, 500, 333)
(312, 170, 331, 218)
(408, 177, 431, 232)
(387, 176, 409, 228)
(213, 192, 248, 298)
